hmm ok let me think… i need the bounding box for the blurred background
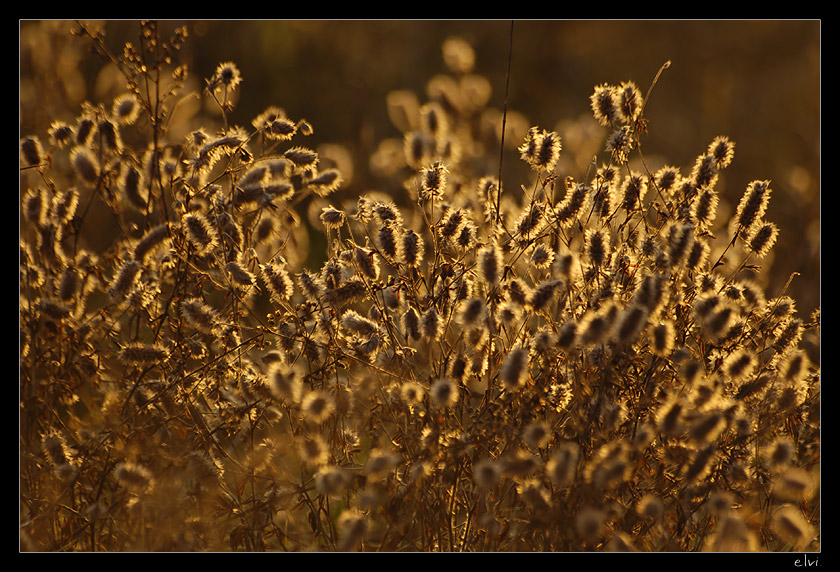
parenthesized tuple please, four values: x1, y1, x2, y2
(20, 20, 820, 324)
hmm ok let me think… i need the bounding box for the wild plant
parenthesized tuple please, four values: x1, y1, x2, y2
(20, 21, 819, 552)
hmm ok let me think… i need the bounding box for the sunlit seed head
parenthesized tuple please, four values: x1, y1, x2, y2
(400, 381, 425, 405)
(180, 298, 218, 334)
(456, 297, 487, 327)
(48, 121, 74, 148)
(772, 467, 816, 503)
(619, 172, 647, 212)
(20, 136, 45, 167)
(315, 465, 347, 496)
(770, 505, 814, 550)
(708, 135, 735, 169)
(499, 343, 530, 390)
(472, 458, 502, 489)
(584, 228, 609, 268)
(301, 390, 335, 424)
(575, 507, 606, 543)
(590, 84, 620, 127)
(119, 342, 168, 366)
(522, 420, 551, 449)
(617, 80, 643, 124)
(430, 377, 458, 407)
(614, 304, 648, 345)
(112, 93, 141, 125)
(651, 320, 675, 357)
(113, 461, 153, 491)
(529, 279, 562, 312)
(690, 153, 718, 189)
(746, 220, 779, 258)
(688, 410, 725, 444)
(261, 262, 294, 303)
(637, 494, 665, 522)
(402, 306, 421, 341)
(477, 243, 503, 286)
(398, 228, 424, 267)
(656, 396, 684, 437)
(183, 212, 218, 255)
(208, 61, 242, 93)
(267, 362, 303, 403)
(732, 180, 771, 234)
(298, 433, 329, 467)
(70, 146, 100, 184)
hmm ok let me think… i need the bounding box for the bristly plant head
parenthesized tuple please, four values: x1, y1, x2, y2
(19, 21, 819, 553)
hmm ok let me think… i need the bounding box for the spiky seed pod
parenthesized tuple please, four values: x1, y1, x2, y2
(685, 238, 710, 271)
(732, 180, 772, 234)
(529, 243, 554, 268)
(20, 136, 45, 167)
(430, 377, 458, 407)
(336, 509, 367, 552)
(420, 306, 442, 341)
(353, 245, 380, 280)
(307, 169, 343, 196)
(473, 458, 502, 489)
(112, 93, 141, 125)
(619, 172, 647, 212)
(746, 220, 779, 258)
(114, 462, 153, 491)
(301, 391, 335, 424)
(477, 243, 503, 286)
(51, 188, 80, 226)
(341, 309, 379, 337)
(708, 135, 735, 169)
(529, 279, 562, 312)
(651, 320, 675, 356)
(585, 228, 609, 268)
(684, 444, 716, 483)
(614, 304, 649, 345)
(97, 118, 122, 153)
(298, 433, 329, 467)
(506, 278, 531, 307)
(420, 160, 448, 200)
(183, 212, 218, 255)
(70, 146, 100, 184)
(617, 81, 643, 124)
(554, 183, 590, 226)
(376, 222, 399, 258)
(282, 146, 318, 174)
(591, 84, 620, 127)
(403, 306, 421, 341)
(556, 320, 578, 350)
(109, 259, 142, 300)
(691, 153, 718, 189)
(181, 298, 219, 334)
(48, 121, 74, 147)
(119, 342, 168, 366)
(266, 362, 303, 403)
(325, 279, 367, 307)
(261, 261, 294, 303)
(499, 343, 530, 390)
(439, 208, 464, 241)
(398, 229, 424, 267)
(606, 126, 635, 164)
(226, 260, 255, 286)
(665, 221, 695, 267)
(691, 188, 719, 230)
(456, 297, 487, 327)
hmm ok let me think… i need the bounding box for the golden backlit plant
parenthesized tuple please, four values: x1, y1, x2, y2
(20, 21, 819, 552)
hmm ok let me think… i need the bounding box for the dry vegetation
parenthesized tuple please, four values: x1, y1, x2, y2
(20, 21, 819, 552)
